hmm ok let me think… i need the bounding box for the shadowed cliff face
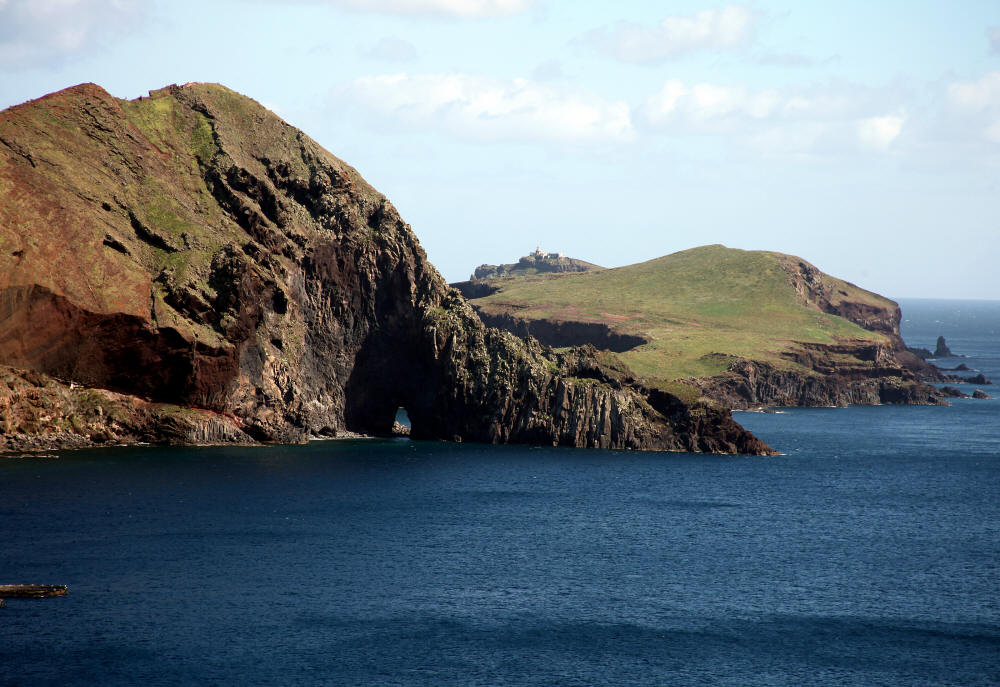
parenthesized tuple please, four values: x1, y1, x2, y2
(0, 82, 770, 453)
(470, 309, 650, 353)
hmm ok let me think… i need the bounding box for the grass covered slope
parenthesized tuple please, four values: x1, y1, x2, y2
(467, 245, 939, 406)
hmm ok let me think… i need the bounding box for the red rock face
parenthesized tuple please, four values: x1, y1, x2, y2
(0, 284, 237, 406)
(0, 82, 772, 454)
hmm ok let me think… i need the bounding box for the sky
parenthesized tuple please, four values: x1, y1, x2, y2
(1, 0, 998, 299)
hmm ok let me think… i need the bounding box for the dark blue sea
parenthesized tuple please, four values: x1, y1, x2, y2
(2, 299, 998, 686)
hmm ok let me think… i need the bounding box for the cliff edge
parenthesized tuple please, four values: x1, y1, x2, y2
(0, 83, 770, 454)
(459, 245, 951, 409)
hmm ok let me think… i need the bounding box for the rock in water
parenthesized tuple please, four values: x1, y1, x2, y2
(934, 336, 955, 357)
(0, 584, 68, 598)
(0, 83, 771, 454)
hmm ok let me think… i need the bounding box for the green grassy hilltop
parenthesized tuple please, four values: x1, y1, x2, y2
(468, 245, 896, 390)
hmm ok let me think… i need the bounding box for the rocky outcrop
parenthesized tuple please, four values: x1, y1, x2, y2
(0, 365, 252, 452)
(938, 386, 968, 399)
(906, 346, 934, 360)
(0, 585, 68, 598)
(0, 83, 769, 454)
(934, 336, 959, 357)
(686, 355, 950, 409)
(471, 253, 600, 280)
(450, 280, 500, 300)
(472, 309, 650, 353)
(407, 302, 771, 452)
(973, 390, 993, 399)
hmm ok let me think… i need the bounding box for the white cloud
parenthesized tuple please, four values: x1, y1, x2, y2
(947, 71, 1000, 143)
(338, 72, 635, 144)
(641, 80, 850, 128)
(0, 0, 143, 67)
(583, 5, 757, 63)
(291, 0, 533, 17)
(857, 114, 904, 151)
(948, 71, 1000, 110)
(640, 79, 903, 155)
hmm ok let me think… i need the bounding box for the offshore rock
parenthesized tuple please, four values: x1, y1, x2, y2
(0, 584, 68, 599)
(0, 83, 769, 454)
(934, 336, 959, 358)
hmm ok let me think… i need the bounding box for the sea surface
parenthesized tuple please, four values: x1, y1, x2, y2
(2, 299, 998, 686)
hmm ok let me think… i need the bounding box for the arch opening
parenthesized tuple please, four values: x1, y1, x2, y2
(392, 407, 411, 437)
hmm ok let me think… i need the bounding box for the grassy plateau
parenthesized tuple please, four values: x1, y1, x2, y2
(469, 245, 894, 388)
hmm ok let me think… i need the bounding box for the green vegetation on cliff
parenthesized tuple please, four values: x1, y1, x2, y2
(471, 245, 891, 381)
(0, 83, 774, 453)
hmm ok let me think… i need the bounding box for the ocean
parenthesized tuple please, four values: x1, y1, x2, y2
(1, 299, 998, 686)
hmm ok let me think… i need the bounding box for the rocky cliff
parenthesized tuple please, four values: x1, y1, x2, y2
(0, 83, 770, 454)
(459, 245, 952, 409)
(468, 251, 601, 281)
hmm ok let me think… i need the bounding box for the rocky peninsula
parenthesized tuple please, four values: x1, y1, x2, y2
(455, 245, 969, 410)
(0, 83, 770, 455)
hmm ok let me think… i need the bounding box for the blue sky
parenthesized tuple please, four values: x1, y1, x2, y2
(1, 0, 998, 298)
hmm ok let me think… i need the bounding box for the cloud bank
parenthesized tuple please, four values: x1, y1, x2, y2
(639, 79, 903, 154)
(286, 0, 533, 17)
(340, 72, 635, 143)
(583, 5, 757, 63)
(0, 0, 144, 66)
(948, 70, 1000, 143)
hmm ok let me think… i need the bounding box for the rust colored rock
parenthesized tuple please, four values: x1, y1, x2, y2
(0, 584, 68, 598)
(0, 83, 771, 454)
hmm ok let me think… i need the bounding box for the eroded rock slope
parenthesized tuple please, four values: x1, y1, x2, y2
(0, 83, 770, 453)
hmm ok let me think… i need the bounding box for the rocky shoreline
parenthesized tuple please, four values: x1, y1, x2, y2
(0, 83, 772, 455)
(454, 260, 991, 411)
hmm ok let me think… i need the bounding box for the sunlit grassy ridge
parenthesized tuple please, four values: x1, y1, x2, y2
(472, 245, 893, 382)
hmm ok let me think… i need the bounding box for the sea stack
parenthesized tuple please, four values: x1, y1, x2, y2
(934, 336, 955, 357)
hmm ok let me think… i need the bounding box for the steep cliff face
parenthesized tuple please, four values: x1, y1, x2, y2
(684, 260, 951, 408)
(686, 354, 946, 409)
(779, 257, 903, 340)
(471, 310, 649, 353)
(0, 83, 769, 453)
(459, 245, 948, 409)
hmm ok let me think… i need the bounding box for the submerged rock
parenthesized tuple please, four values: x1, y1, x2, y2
(0, 584, 68, 598)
